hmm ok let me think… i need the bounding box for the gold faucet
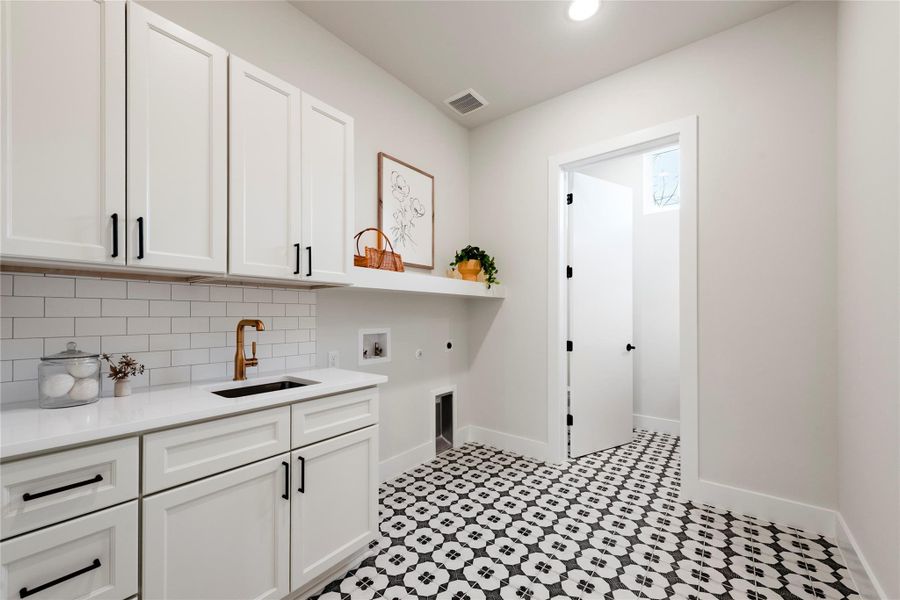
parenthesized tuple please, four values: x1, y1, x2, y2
(234, 319, 265, 381)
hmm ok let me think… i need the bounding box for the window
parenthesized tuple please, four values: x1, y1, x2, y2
(643, 145, 680, 213)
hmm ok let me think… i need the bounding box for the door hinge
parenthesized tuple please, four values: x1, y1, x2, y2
(566, 265, 572, 278)
(566, 193, 573, 205)
(567, 414, 573, 426)
(566, 340, 573, 352)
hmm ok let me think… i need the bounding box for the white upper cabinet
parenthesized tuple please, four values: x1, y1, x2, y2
(229, 57, 302, 280)
(127, 4, 227, 274)
(0, 0, 126, 265)
(300, 93, 354, 284)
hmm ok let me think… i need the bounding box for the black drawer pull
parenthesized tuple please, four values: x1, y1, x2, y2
(137, 217, 144, 259)
(294, 243, 300, 275)
(110, 213, 119, 258)
(19, 558, 101, 598)
(297, 455, 305, 493)
(23, 474, 103, 502)
(282, 461, 290, 500)
(305, 246, 312, 277)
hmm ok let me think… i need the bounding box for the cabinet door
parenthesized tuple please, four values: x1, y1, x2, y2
(300, 93, 354, 284)
(143, 454, 291, 600)
(229, 56, 301, 279)
(291, 425, 377, 591)
(127, 3, 227, 273)
(0, 0, 125, 265)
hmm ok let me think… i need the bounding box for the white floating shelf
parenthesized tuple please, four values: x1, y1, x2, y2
(321, 267, 506, 299)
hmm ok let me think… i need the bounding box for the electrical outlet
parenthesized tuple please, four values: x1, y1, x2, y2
(328, 350, 339, 368)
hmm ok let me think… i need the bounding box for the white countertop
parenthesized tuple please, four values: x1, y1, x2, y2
(0, 368, 387, 460)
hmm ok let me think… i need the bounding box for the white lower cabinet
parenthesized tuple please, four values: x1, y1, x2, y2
(142, 454, 291, 600)
(291, 425, 378, 591)
(0, 501, 138, 600)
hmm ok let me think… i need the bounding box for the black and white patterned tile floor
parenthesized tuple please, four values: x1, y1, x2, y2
(312, 430, 859, 600)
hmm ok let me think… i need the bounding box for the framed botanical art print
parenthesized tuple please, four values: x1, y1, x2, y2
(378, 152, 434, 269)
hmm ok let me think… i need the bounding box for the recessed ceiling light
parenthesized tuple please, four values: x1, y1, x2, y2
(568, 0, 600, 21)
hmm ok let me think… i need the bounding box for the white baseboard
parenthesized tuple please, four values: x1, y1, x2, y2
(633, 413, 680, 436)
(691, 478, 836, 537)
(835, 512, 889, 600)
(379, 440, 435, 483)
(463, 425, 550, 462)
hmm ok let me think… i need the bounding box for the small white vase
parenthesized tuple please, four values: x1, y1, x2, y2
(114, 378, 132, 397)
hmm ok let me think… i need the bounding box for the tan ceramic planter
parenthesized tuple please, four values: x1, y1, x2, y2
(457, 259, 482, 281)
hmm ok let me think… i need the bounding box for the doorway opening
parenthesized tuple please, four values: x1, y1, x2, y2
(565, 140, 681, 458)
(435, 391, 454, 455)
(547, 116, 698, 498)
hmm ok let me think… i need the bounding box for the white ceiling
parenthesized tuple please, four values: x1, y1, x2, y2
(291, 1, 789, 128)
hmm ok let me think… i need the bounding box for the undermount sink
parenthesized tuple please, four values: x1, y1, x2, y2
(211, 379, 315, 398)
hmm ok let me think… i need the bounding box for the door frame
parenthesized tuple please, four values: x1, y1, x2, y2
(546, 116, 699, 499)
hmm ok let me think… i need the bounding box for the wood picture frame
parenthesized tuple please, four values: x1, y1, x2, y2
(377, 152, 434, 269)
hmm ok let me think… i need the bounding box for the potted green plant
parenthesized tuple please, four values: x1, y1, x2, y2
(451, 245, 499, 288)
(101, 353, 145, 397)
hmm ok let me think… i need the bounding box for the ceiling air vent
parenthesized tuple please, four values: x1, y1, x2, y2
(444, 88, 488, 116)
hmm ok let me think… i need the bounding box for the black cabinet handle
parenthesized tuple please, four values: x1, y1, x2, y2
(110, 213, 118, 258)
(626, 343, 636, 352)
(305, 246, 312, 277)
(19, 558, 101, 598)
(23, 474, 103, 502)
(294, 243, 300, 275)
(297, 455, 305, 493)
(282, 461, 290, 500)
(136, 217, 144, 259)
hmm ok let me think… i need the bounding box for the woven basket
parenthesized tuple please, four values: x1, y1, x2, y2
(353, 228, 404, 272)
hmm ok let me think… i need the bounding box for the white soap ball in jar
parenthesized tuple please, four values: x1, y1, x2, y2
(41, 373, 75, 398)
(69, 377, 100, 402)
(67, 361, 99, 379)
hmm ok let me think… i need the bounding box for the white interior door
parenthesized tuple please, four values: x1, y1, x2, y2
(229, 56, 301, 279)
(127, 3, 227, 273)
(569, 172, 634, 458)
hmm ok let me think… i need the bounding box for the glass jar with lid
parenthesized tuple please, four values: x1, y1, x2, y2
(38, 342, 101, 408)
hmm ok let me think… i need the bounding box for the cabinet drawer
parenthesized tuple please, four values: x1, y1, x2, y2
(1, 438, 139, 539)
(143, 407, 290, 494)
(291, 388, 378, 448)
(1, 501, 138, 600)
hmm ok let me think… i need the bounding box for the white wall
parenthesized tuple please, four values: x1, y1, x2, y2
(136, 1, 474, 469)
(468, 2, 837, 509)
(835, 1, 900, 597)
(579, 154, 680, 425)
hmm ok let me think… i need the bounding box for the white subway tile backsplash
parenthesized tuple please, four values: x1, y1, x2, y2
(172, 348, 209, 366)
(76, 317, 127, 336)
(209, 286, 243, 302)
(76, 279, 127, 299)
(243, 288, 272, 303)
(102, 298, 149, 317)
(171, 317, 209, 333)
(149, 333, 191, 351)
(191, 301, 226, 317)
(127, 281, 170, 300)
(1, 296, 44, 317)
(0, 277, 316, 403)
(101, 335, 150, 354)
(14, 318, 73, 338)
(45, 297, 100, 317)
(128, 317, 170, 335)
(14, 275, 74, 297)
(150, 301, 190, 317)
(171, 284, 209, 301)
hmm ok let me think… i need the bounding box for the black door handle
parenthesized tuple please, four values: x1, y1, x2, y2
(305, 246, 312, 277)
(294, 243, 300, 275)
(297, 455, 305, 493)
(110, 213, 118, 258)
(136, 217, 144, 259)
(23, 474, 103, 501)
(626, 343, 636, 352)
(19, 558, 101, 598)
(282, 461, 290, 500)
